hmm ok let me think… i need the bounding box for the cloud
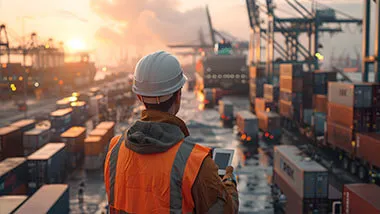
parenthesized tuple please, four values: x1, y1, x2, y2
(90, 0, 210, 55)
(58, 10, 89, 22)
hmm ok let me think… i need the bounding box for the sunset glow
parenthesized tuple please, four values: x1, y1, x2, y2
(67, 39, 86, 52)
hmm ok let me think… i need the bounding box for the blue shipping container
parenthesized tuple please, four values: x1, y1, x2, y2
(27, 143, 66, 195)
(313, 112, 326, 136)
(0, 158, 28, 196)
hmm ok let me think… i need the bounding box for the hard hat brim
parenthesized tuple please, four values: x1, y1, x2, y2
(132, 74, 187, 97)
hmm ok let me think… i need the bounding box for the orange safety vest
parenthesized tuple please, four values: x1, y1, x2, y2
(104, 133, 210, 214)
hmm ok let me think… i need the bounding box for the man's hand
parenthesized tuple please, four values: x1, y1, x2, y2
(222, 166, 237, 187)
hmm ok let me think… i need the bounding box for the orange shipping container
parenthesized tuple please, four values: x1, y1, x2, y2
(84, 136, 104, 156)
(60, 127, 86, 153)
(89, 129, 108, 146)
(313, 95, 327, 113)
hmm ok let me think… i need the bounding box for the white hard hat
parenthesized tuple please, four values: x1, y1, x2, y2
(132, 51, 187, 104)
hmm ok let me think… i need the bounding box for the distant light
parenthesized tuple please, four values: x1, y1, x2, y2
(68, 96, 78, 102)
(34, 82, 39, 87)
(102, 67, 107, 72)
(19, 76, 23, 81)
(9, 77, 13, 81)
(76, 72, 81, 76)
(1, 63, 6, 68)
(58, 80, 64, 85)
(315, 52, 324, 61)
(54, 77, 58, 81)
(10, 84, 16, 91)
(45, 44, 50, 49)
(72, 92, 79, 97)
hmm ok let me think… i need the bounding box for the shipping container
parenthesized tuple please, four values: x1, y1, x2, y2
(372, 83, 380, 107)
(279, 64, 303, 78)
(15, 184, 69, 214)
(327, 121, 354, 154)
(373, 108, 380, 132)
(303, 109, 313, 126)
(312, 112, 326, 136)
(0, 195, 28, 213)
(60, 127, 86, 170)
(302, 85, 314, 109)
(273, 145, 329, 199)
(263, 84, 279, 102)
(279, 100, 293, 119)
(56, 98, 71, 109)
(236, 111, 259, 140)
(328, 103, 372, 132)
(249, 66, 266, 79)
(96, 121, 116, 143)
(0, 127, 23, 160)
(0, 158, 28, 196)
(23, 128, 50, 156)
(279, 90, 302, 104)
(313, 95, 328, 113)
(255, 98, 275, 113)
(70, 101, 88, 126)
(88, 96, 99, 117)
(9, 120, 36, 133)
(250, 81, 265, 98)
(342, 184, 380, 214)
(273, 170, 330, 214)
(212, 88, 223, 104)
(279, 76, 303, 93)
(313, 71, 337, 95)
(84, 137, 104, 170)
(49, 108, 73, 141)
(218, 99, 234, 121)
(356, 133, 380, 168)
(328, 82, 373, 108)
(27, 143, 66, 194)
(256, 112, 281, 139)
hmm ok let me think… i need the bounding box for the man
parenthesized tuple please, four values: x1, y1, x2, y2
(104, 51, 239, 213)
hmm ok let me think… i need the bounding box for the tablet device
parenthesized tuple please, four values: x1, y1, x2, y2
(212, 148, 235, 176)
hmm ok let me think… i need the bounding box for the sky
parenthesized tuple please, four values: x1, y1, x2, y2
(0, 0, 375, 66)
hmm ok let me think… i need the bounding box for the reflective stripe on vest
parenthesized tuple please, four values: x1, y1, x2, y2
(106, 135, 210, 214)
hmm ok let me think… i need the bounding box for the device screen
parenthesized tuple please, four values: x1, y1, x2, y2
(214, 153, 231, 170)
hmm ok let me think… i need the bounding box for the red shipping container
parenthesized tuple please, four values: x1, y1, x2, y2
(356, 133, 380, 168)
(327, 103, 369, 131)
(273, 170, 329, 214)
(327, 121, 355, 154)
(343, 184, 380, 214)
(313, 95, 328, 113)
(280, 76, 303, 92)
(0, 127, 23, 160)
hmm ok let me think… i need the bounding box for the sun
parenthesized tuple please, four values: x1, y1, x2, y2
(67, 39, 86, 52)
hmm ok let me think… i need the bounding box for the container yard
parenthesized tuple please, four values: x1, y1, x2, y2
(1, 0, 380, 213)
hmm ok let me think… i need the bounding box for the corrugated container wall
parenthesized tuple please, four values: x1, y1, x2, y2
(264, 84, 279, 102)
(327, 121, 354, 154)
(15, 184, 70, 214)
(342, 184, 380, 214)
(27, 143, 66, 195)
(60, 127, 86, 170)
(313, 95, 328, 113)
(23, 128, 50, 156)
(0, 158, 28, 196)
(273, 145, 329, 199)
(328, 103, 372, 132)
(356, 133, 380, 168)
(279, 64, 303, 77)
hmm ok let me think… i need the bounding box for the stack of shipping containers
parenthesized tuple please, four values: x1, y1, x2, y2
(15, 184, 70, 214)
(27, 143, 66, 195)
(273, 145, 329, 214)
(327, 82, 377, 173)
(60, 127, 86, 170)
(311, 71, 336, 138)
(0, 158, 28, 196)
(278, 64, 304, 123)
(23, 128, 50, 156)
(249, 66, 266, 112)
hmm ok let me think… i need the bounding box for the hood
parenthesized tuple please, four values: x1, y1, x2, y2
(125, 110, 189, 154)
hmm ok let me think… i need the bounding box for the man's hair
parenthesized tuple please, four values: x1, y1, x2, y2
(143, 90, 181, 112)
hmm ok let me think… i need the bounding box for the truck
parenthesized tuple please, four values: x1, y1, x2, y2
(218, 99, 234, 127)
(236, 111, 259, 144)
(256, 111, 282, 141)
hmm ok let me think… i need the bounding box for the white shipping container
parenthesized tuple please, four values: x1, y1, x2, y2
(273, 145, 329, 199)
(328, 82, 372, 108)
